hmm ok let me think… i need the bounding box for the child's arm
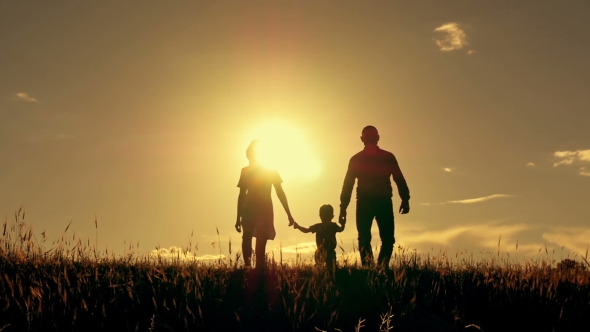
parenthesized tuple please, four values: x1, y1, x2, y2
(293, 222, 311, 233)
(337, 223, 345, 232)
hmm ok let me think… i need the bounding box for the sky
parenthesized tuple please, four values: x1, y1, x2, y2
(1, 0, 589, 265)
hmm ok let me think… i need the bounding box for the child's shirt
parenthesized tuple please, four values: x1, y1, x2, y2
(309, 222, 341, 251)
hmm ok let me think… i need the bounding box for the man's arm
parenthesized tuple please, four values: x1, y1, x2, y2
(390, 154, 410, 201)
(339, 158, 356, 212)
(391, 154, 410, 214)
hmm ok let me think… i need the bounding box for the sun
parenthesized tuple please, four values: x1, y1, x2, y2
(245, 120, 321, 181)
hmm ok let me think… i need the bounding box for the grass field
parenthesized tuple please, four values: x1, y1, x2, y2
(1, 209, 589, 332)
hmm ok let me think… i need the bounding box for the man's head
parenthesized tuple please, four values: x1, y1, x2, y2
(319, 204, 334, 222)
(361, 125, 379, 146)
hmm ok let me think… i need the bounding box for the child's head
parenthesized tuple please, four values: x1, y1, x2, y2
(319, 204, 334, 222)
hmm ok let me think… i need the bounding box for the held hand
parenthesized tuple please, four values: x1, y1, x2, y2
(339, 208, 347, 225)
(292, 221, 299, 229)
(399, 200, 410, 214)
(288, 214, 295, 227)
(235, 219, 242, 233)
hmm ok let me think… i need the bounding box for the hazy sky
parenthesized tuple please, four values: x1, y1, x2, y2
(2, 1, 589, 263)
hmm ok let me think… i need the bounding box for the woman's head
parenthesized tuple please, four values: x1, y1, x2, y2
(246, 140, 259, 162)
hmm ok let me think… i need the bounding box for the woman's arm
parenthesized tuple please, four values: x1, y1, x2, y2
(274, 183, 295, 225)
(235, 187, 247, 232)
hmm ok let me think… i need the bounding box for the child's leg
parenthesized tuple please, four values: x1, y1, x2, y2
(314, 250, 321, 266)
(242, 223, 254, 267)
(255, 237, 268, 269)
(326, 249, 337, 270)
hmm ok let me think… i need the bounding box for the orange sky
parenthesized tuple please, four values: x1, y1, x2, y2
(1, 1, 589, 263)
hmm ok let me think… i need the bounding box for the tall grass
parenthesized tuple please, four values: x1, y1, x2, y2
(1, 209, 589, 331)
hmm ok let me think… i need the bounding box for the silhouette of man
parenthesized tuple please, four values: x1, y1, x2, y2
(339, 125, 410, 270)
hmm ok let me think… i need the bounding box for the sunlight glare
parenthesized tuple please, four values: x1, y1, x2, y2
(246, 121, 321, 181)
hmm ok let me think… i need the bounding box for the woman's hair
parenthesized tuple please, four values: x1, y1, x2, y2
(246, 140, 259, 161)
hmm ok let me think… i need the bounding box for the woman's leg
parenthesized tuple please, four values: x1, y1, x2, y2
(255, 237, 268, 269)
(242, 223, 254, 267)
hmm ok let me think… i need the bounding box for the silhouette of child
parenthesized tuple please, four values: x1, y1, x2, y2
(293, 204, 345, 269)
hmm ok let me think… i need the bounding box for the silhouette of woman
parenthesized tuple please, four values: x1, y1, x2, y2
(236, 140, 295, 269)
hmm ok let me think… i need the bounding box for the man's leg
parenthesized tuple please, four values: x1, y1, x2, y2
(242, 223, 254, 267)
(375, 197, 395, 270)
(356, 198, 375, 267)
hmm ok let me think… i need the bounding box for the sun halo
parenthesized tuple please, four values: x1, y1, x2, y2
(244, 121, 321, 181)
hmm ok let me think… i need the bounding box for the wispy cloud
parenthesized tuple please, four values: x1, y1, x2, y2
(553, 150, 590, 176)
(16, 92, 39, 103)
(433, 22, 470, 52)
(553, 149, 590, 167)
(400, 221, 531, 247)
(543, 227, 590, 256)
(277, 241, 317, 254)
(443, 167, 454, 172)
(393, 220, 545, 258)
(420, 194, 514, 206)
(448, 194, 513, 204)
(418, 202, 433, 206)
(526, 162, 536, 167)
(149, 246, 226, 261)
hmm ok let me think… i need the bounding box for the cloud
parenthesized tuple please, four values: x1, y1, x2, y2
(420, 194, 513, 206)
(526, 162, 536, 167)
(554, 158, 575, 167)
(444, 167, 453, 172)
(16, 92, 39, 103)
(553, 149, 590, 167)
(277, 241, 317, 254)
(149, 246, 226, 261)
(553, 150, 590, 176)
(580, 151, 590, 162)
(467, 50, 477, 55)
(393, 220, 547, 259)
(543, 227, 590, 256)
(448, 194, 513, 204)
(402, 222, 530, 246)
(433, 22, 469, 52)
